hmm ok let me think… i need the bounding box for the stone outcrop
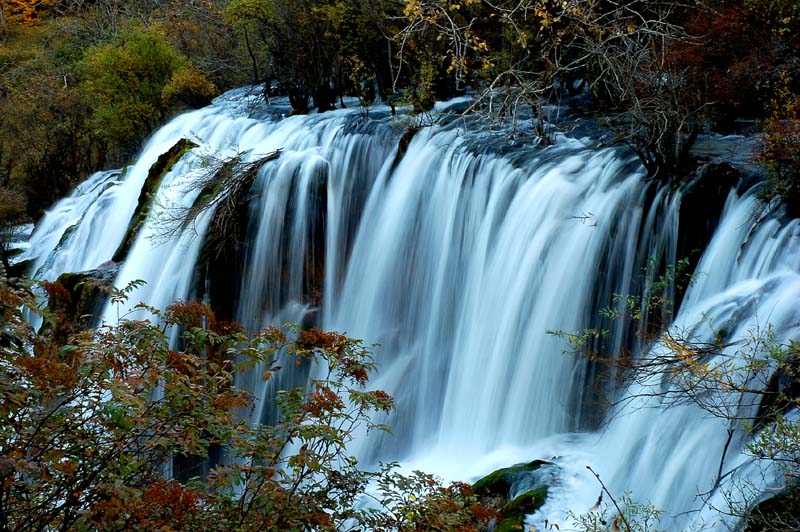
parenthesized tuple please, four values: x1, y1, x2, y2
(472, 460, 554, 532)
(113, 138, 198, 262)
(42, 262, 120, 343)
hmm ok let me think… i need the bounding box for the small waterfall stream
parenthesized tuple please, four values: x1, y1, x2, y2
(21, 89, 800, 530)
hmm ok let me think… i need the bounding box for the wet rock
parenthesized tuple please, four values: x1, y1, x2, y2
(473, 460, 553, 532)
(7, 258, 34, 279)
(495, 487, 549, 532)
(391, 126, 421, 173)
(113, 138, 197, 262)
(473, 460, 551, 498)
(744, 487, 800, 532)
(677, 161, 741, 289)
(42, 262, 120, 342)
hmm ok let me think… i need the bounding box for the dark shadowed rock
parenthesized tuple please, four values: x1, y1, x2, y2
(42, 262, 120, 342)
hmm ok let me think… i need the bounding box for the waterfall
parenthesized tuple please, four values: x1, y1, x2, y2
(24, 89, 800, 530)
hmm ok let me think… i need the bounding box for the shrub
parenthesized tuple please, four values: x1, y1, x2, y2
(79, 27, 216, 161)
(161, 62, 217, 109)
(756, 78, 800, 214)
(0, 70, 104, 215)
(0, 185, 26, 272)
(0, 277, 499, 531)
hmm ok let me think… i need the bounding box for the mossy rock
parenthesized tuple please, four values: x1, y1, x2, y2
(495, 487, 549, 532)
(677, 163, 740, 270)
(473, 460, 551, 498)
(113, 138, 197, 262)
(390, 126, 420, 174)
(8, 258, 33, 279)
(42, 263, 119, 342)
(55, 223, 79, 252)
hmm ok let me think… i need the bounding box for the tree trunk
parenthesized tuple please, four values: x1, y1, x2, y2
(243, 28, 260, 84)
(313, 79, 335, 113)
(288, 83, 310, 115)
(1, 0, 8, 47)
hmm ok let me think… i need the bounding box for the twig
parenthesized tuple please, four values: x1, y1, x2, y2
(586, 466, 633, 532)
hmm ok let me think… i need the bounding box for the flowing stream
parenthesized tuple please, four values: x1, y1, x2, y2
(21, 89, 800, 530)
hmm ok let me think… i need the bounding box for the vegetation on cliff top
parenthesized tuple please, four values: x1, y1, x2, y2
(0, 0, 798, 224)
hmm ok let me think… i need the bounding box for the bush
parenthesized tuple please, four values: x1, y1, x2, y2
(0, 185, 27, 272)
(0, 277, 499, 531)
(161, 62, 217, 109)
(0, 70, 104, 215)
(79, 27, 216, 161)
(756, 79, 800, 214)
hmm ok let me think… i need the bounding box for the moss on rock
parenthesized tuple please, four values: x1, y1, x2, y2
(473, 460, 551, 498)
(42, 263, 119, 343)
(473, 461, 552, 532)
(495, 487, 549, 532)
(112, 138, 197, 262)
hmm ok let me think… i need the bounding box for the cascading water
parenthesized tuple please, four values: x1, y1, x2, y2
(23, 88, 799, 531)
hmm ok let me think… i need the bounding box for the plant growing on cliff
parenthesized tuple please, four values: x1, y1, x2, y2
(0, 275, 498, 531)
(569, 468, 665, 532)
(151, 146, 283, 258)
(553, 312, 800, 531)
(756, 74, 800, 214)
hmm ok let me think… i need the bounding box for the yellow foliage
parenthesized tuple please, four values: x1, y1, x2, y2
(3, 0, 52, 27)
(161, 63, 217, 108)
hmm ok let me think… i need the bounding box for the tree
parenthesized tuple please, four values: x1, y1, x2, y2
(78, 26, 216, 162)
(0, 69, 105, 215)
(393, 0, 707, 166)
(224, 0, 399, 114)
(0, 276, 500, 531)
(1, 0, 53, 45)
(567, 0, 706, 176)
(224, 0, 339, 113)
(756, 74, 800, 215)
(0, 186, 26, 274)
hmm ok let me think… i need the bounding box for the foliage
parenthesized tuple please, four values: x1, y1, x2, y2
(548, 245, 798, 531)
(154, 148, 282, 257)
(1, 0, 798, 217)
(224, 0, 400, 114)
(548, 255, 697, 370)
(368, 470, 496, 531)
(0, 0, 254, 219)
(0, 185, 26, 272)
(391, 0, 800, 178)
(161, 63, 218, 109)
(0, 0, 53, 45)
(570, 492, 664, 532)
(756, 74, 800, 213)
(553, 298, 800, 532)
(79, 27, 215, 159)
(0, 275, 500, 531)
(0, 67, 104, 215)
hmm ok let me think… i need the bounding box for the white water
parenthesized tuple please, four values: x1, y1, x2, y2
(24, 90, 800, 530)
